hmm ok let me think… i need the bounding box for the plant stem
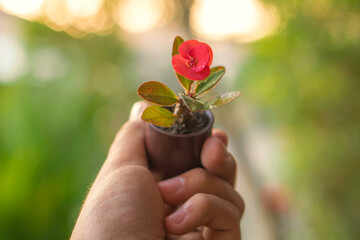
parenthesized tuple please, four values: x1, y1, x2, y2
(175, 80, 197, 126)
(189, 81, 198, 97)
(174, 99, 193, 126)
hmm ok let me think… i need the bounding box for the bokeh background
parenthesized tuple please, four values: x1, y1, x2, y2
(0, 0, 359, 239)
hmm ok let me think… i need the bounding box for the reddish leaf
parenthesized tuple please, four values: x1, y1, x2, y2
(138, 81, 178, 106)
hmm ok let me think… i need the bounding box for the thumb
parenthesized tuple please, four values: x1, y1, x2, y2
(99, 102, 150, 177)
(129, 101, 149, 121)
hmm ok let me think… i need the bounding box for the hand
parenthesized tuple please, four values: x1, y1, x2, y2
(159, 129, 244, 240)
(71, 102, 166, 240)
(71, 102, 244, 240)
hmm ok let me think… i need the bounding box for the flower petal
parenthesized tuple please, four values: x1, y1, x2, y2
(173, 39, 213, 81)
(172, 55, 211, 81)
(179, 40, 200, 60)
(189, 66, 211, 80)
(171, 54, 210, 81)
(189, 43, 212, 72)
(172, 54, 191, 77)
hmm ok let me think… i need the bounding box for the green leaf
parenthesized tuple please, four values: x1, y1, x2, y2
(195, 66, 225, 96)
(179, 94, 204, 112)
(141, 105, 177, 127)
(203, 91, 242, 110)
(138, 81, 178, 106)
(172, 36, 184, 57)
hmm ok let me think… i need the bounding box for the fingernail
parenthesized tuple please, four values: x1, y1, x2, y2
(158, 177, 183, 195)
(167, 208, 187, 225)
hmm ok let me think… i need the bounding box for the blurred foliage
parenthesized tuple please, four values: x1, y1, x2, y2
(240, 0, 360, 239)
(0, 19, 139, 239)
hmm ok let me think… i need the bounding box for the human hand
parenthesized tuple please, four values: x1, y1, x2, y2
(71, 102, 166, 240)
(71, 101, 244, 240)
(158, 128, 244, 240)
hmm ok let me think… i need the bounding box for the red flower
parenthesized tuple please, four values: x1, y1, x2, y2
(172, 40, 213, 81)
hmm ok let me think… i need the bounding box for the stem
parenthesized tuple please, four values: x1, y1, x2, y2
(175, 81, 197, 126)
(188, 81, 199, 97)
(174, 99, 193, 126)
(188, 81, 194, 97)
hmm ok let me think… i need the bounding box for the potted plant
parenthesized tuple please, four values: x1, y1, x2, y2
(138, 36, 241, 179)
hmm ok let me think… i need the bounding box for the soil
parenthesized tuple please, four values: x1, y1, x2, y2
(156, 111, 209, 135)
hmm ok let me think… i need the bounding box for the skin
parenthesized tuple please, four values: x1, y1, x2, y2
(71, 101, 245, 240)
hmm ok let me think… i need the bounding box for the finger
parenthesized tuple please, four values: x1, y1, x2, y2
(129, 101, 149, 121)
(152, 171, 163, 182)
(212, 129, 228, 147)
(158, 168, 244, 215)
(166, 232, 204, 240)
(165, 203, 175, 216)
(104, 101, 149, 172)
(201, 136, 237, 185)
(129, 101, 166, 182)
(165, 193, 241, 239)
(98, 119, 148, 178)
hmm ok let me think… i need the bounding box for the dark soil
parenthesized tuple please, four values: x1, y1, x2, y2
(156, 111, 209, 135)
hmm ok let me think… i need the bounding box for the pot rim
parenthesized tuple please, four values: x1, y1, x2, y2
(148, 110, 214, 137)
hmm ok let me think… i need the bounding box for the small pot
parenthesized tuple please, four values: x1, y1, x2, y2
(145, 111, 214, 179)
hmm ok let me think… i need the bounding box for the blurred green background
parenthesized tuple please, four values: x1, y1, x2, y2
(0, 0, 359, 239)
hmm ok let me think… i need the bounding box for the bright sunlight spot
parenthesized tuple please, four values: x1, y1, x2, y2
(0, 0, 45, 19)
(43, 0, 72, 30)
(65, 0, 103, 18)
(0, 34, 27, 83)
(116, 0, 166, 34)
(0, 0, 276, 40)
(190, 0, 278, 42)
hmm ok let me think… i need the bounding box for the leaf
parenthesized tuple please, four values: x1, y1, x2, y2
(176, 73, 193, 93)
(138, 81, 178, 106)
(203, 91, 242, 110)
(195, 66, 225, 96)
(141, 105, 177, 127)
(172, 36, 184, 57)
(179, 94, 204, 112)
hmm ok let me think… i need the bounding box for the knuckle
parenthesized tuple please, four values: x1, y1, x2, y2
(221, 184, 245, 217)
(226, 152, 237, 170)
(191, 193, 213, 210)
(236, 194, 245, 218)
(191, 168, 209, 185)
(232, 207, 242, 224)
(231, 197, 244, 223)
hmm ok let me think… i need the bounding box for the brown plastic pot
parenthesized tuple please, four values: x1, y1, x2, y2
(145, 111, 214, 179)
